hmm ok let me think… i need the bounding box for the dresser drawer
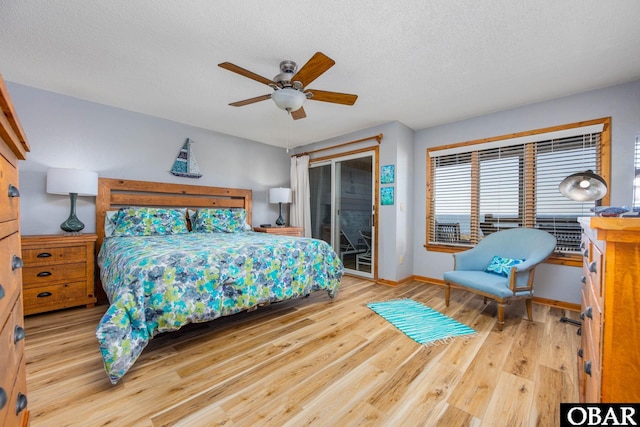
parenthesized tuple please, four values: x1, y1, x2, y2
(0, 354, 28, 427)
(587, 239, 603, 301)
(582, 325, 601, 403)
(22, 262, 87, 286)
(0, 152, 20, 224)
(0, 232, 22, 329)
(0, 297, 25, 391)
(22, 244, 87, 266)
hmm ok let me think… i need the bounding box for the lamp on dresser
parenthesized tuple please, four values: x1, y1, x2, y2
(46, 167, 98, 232)
(269, 187, 292, 227)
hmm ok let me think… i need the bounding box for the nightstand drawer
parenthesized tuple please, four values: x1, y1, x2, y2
(22, 262, 87, 286)
(23, 281, 90, 314)
(22, 245, 87, 266)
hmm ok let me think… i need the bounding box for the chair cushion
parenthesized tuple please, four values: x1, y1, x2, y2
(484, 255, 525, 277)
(443, 270, 532, 299)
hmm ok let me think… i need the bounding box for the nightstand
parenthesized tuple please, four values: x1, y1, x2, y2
(21, 234, 97, 315)
(253, 226, 303, 237)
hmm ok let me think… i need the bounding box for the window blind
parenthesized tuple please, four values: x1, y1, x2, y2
(428, 126, 604, 254)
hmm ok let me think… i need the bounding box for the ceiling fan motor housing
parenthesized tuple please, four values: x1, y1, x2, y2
(274, 60, 298, 86)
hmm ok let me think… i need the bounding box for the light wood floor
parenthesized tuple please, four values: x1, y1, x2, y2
(24, 277, 581, 426)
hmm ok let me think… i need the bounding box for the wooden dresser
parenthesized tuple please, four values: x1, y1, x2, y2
(0, 75, 30, 425)
(577, 217, 640, 403)
(253, 226, 303, 237)
(21, 234, 97, 315)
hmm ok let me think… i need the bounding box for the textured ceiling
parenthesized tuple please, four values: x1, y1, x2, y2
(2, 1, 640, 149)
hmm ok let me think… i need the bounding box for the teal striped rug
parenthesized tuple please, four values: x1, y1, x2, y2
(367, 299, 476, 345)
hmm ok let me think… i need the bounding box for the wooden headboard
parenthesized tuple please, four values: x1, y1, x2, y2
(95, 178, 253, 249)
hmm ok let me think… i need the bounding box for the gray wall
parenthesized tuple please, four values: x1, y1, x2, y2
(413, 79, 640, 304)
(10, 78, 640, 304)
(9, 82, 291, 235)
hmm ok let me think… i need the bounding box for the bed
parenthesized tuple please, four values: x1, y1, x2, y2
(95, 178, 343, 384)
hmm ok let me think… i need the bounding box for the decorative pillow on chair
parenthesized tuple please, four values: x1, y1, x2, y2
(485, 256, 525, 277)
(192, 208, 251, 233)
(112, 207, 189, 236)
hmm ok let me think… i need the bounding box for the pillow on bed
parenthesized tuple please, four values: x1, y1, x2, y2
(111, 207, 189, 236)
(104, 210, 118, 237)
(192, 208, 251, 233)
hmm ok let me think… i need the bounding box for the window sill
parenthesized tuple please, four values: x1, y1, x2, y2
(423, 243, 582, 267)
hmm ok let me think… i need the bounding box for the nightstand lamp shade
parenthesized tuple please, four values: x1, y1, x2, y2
(46, 168, 98, 232)
(269, 187, 292, 227)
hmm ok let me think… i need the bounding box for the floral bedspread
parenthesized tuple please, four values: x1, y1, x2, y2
(96, 231, 343, 384)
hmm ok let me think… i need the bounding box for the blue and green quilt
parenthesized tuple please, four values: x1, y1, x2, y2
(96, 231, 343, 384)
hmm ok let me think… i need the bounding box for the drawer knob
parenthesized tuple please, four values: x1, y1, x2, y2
(12, 255, 23, 270)
(584, 360, 592, 376)
(588, 261, 597, 273)
(0, 284, 4, 300)
(7, 184, 20, 198)
(37, 291, 52, 298)
(16, 392, 27, 414)
(578, 348, 583, 358)
(580, 311, 585, 320)
(585, 306, 593, 319)
(0, 387, 6, 411)
(14, 325, 25, 344)
(580, 276, 586, 284)
(36, 252, 52, 258)
(37, 271, 52, 277)
(582, 248, 589, 258)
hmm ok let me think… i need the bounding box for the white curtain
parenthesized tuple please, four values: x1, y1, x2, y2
(290, 155, 312, 237)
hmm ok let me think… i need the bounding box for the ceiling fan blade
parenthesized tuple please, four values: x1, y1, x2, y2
(218, 62, 275, 86)
(306, 89, 358, 105)
(229, 94, 272, 107)
(291, 107, 306, 120)
(291, 52, 335, 87)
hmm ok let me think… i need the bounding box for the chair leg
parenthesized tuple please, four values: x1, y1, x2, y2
(496, 302, 505, 331)
(445, 284, 450, 307)
(525, 299, 533, 321)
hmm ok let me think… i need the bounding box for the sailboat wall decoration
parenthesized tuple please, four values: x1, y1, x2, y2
(170, 138, 202, 178)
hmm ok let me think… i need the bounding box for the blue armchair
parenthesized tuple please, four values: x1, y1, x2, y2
(443, 227, 557, 331)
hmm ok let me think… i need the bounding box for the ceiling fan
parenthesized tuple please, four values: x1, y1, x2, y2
(218, 52, 358, 120)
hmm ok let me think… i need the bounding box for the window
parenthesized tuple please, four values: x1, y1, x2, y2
(634, 134, 640, 211)
(426, 118, 611, 264)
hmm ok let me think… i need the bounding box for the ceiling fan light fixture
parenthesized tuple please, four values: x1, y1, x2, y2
(559, 170, 608, 201)
(271, 88, 305, 112)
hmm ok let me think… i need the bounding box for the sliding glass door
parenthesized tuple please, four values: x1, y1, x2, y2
(309, 151, 375, 278)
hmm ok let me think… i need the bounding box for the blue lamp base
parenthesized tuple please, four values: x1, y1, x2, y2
(60, 193, 85, 232)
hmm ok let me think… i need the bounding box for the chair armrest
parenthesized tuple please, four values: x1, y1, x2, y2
(453, 247, 493, 271)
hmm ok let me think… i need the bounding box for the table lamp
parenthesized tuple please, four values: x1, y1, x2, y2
(269, 187, 292, 227)
(46, 168, 98, 232)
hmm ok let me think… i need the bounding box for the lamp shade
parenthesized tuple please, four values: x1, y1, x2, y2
(46, 168, 98, 196)
(271, 88, 305, 112)
(269, 187, 292, 204)
(559, 170, 608, 202)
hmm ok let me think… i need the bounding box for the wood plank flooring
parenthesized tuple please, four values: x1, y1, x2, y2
(23, 277, 581, 426)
